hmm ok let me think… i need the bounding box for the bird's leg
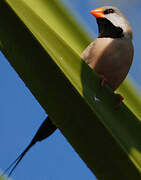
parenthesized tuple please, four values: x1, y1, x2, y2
(99, 74, 108, 88)
(94, 74, 108, 102)
(98, 75, 124, 107)
(115, 93, 124, 107)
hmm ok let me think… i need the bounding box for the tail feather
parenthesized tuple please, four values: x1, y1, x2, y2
(1, 116, 57, 177)
(3, 139, 35, 177)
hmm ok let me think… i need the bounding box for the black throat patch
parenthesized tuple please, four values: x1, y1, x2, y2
(96, 18, 123, 38)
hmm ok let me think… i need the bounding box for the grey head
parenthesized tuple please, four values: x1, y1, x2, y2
(95, 6, 133, 39)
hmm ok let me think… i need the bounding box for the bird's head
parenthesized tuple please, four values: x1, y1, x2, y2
(90, 6, 133, 39)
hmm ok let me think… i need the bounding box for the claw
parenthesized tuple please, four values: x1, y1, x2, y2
(99, 74, 108, 88)
(116, 93, 124, 108)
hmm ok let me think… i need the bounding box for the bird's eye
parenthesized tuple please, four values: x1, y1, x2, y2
(104, 9, 114, 14)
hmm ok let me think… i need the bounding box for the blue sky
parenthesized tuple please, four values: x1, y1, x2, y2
(0, 1, 141, 180)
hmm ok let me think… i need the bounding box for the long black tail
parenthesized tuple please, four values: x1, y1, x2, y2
(3, 139, 35, 177)
(1, 116, 57, 177)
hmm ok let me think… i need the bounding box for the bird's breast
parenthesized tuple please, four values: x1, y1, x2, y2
(81, 37, 134, 90)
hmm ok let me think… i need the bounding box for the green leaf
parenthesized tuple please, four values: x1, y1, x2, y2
(0, 171, 8, 180)
(0, 177, 7, 180)
(0, 0, 141, 179)
(117, 79, 141, 120)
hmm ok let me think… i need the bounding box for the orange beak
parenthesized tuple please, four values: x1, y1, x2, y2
(90, 8, 105, 18)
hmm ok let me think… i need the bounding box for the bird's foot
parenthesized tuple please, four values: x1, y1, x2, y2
(99, 74, 108, 88)
(115, 93, 124, 108)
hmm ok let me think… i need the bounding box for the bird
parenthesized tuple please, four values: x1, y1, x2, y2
(81, 6, 134, 91)
(2, 6, 133, 177)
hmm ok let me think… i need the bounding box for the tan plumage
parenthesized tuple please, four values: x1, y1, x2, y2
(81, 6, 134, 91)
